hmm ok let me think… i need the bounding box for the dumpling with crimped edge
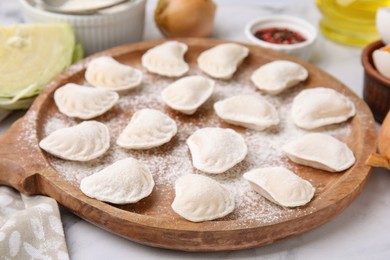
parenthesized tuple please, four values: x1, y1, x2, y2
(162, 75, 214, 115)
(243, 167, 315, 207)
(117, 109, 177, 149)
(39, 121, 110, 161)
(251, 60, 308, 95)
(186, 127, 247, 174)
(171, 174, 235, 222)
(141, 41, 189, 77)
(80, 158, 154, 204)
(214, 94, 279, 131)
(85, 56, 142, 91)
(54, 83, 119, 119)
(291, 87, 356, 130)
(283, 133, 355, 172)
(197, 43, 249, 80)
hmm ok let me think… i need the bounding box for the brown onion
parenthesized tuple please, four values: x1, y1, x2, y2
(154, 0, 216, 38)
(366, 110, 390, 169)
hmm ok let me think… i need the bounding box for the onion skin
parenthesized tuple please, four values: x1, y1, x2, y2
(154, 0, 216, 38)
(366, 110, 390, 169)
(379, 110, 390, 157)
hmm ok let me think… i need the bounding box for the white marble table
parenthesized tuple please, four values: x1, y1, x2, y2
(1, 0, 390, 259)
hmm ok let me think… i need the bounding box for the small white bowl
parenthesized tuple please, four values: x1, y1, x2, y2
(19, 0, 146, 55)
(245, 15, 317, 60)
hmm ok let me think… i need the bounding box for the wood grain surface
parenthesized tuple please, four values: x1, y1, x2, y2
(0, 38, 377, 251)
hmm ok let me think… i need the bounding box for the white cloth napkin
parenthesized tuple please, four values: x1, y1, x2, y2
(0, 186, 69, 259)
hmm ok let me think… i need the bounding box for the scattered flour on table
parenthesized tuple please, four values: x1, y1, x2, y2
(39, 66, 351, 224)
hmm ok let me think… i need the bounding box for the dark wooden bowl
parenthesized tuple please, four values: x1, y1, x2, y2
(361, 40, 390, 123)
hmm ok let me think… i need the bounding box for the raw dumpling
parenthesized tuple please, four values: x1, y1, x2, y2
(117, 109, 177, 149)
(243, 167, 315, 207)
(197, 43, 249, 79)
(39, 121, 110, 161)
(291, 87, 356, 129)
(171, 174, 235, 222)
(283, 133, 355, 172)
(251, 60, 308, 95)
(187, 127, 247, 174)
(85, 56, 142, 91)
(80, 158, 154, 204)
(54, 83, 119, 119)
(162, 75, 214, 115)
(214, 95, 279, 131)
(141, 41, 189, 77)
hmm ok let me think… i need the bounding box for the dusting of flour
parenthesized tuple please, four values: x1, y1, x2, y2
(41, 66, 351, 224)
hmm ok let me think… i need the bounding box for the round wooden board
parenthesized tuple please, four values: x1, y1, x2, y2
(0, 38, 377, 252)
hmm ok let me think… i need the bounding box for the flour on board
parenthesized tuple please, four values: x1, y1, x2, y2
(39, 65, 352, 224)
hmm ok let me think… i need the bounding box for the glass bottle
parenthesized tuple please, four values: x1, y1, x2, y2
(316, 0, 390, 46)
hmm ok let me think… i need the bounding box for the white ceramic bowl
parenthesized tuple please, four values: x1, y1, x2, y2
(245, 15, 317, 60)
(19, 0, 146, 55)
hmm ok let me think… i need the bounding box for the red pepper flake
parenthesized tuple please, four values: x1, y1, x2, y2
(254, 27, 306, 44)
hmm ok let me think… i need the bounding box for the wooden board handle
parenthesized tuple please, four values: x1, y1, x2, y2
(0, 117, 41, 195)
(0, 159, 39, 195)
